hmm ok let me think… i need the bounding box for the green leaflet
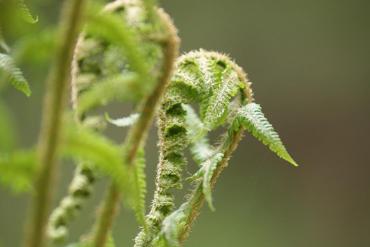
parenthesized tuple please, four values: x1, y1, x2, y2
(157, 202, 190, 247)
(0, 28, 10, 53)
(201, 153, 224, 211)
(0, 101, 17, 151)
(85, 4, 149, 83)
(17, 0, 38, 23)
(106, 113, 140, 127)
(188, 153, 224, 211)
(0, 53, 31, 96)
(0, 150, 37, 193)
(126, 148, 147, 228)
(203, 68, 241, 129)
(183, 104, 213, 164)
(237, 103, 298, 167)
(62, 123, 128, 192)
(77, 73, 139, 115)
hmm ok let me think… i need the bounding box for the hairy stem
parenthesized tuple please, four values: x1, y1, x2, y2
(24, 1, 86, 247)
(179, 130, 244, 243)
(91, 9, 179, 247)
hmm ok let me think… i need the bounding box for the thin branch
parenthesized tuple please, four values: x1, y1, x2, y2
(24, 1, 86, 247)
(91, 8, 179, 247)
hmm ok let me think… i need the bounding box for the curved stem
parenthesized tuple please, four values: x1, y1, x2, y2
(179, 130, 244, 243)
(179, 79, 254, 244)
(24, 1, 86, 247)
(91, 8, 179, 247)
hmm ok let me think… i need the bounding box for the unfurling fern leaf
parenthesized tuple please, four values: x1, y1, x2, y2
(0, 150, 37, 193)
(0, 53, 31, 96)
(236, 103, 298, 166)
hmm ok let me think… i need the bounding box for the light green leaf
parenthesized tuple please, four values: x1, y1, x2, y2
(237, 103, 298, 166)
(77, 73, 138, 115)
(17, 0, 38, 23)
(183, 104, 213, 164)
(105, 113, 140, 127)
(160, 202, 190, 247)
(203, 68, 240, 129)
(0, 53, 31, 96)
(126, 148, 147, 228)
(201, 153, 224, 211)
(62, 123, 128, 190)
(0, 150, 37, 193)
(85, 5, 148, 81)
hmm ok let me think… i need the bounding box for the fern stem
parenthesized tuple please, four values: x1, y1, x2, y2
(91, 8, 179, 247)
(179, 129, 245, 243)
(24, 1, 86, 247)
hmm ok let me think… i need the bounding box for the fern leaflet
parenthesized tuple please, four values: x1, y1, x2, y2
(236, 103, 298, 166)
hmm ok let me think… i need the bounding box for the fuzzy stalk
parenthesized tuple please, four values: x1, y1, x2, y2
(24, 1, 86, 247)
(91, 8, 179, 247)
(179, 129, 245, 244)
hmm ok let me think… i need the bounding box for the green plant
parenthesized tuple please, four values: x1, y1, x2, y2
(0, 1, 298, 247)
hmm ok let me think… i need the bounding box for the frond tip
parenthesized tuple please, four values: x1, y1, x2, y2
(236, 103, 298, 167)
(0, 53, 31, 96)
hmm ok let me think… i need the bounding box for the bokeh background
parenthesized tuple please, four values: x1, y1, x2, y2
(1, 0, 370, 246)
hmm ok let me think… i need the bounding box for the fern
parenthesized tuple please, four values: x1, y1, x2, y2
(0, 53, 31, 96)
(236, 103, 298, 166)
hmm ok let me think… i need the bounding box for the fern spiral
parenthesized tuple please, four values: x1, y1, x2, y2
(134, 50, 254, 246)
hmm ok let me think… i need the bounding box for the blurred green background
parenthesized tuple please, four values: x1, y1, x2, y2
(1, 0, 370, 246)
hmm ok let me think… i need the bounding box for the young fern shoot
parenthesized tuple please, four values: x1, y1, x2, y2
(134, 50, 297, 247)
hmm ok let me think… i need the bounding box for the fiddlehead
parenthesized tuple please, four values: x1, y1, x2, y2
(134, 50, 254, 246)
(135, 50, 296, 246)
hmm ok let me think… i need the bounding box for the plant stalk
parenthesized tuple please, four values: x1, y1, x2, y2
(24, 1, 86, 247)
(91, 8, 179, 247)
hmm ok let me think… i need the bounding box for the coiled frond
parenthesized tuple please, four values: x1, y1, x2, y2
(135, 49, 297, 246)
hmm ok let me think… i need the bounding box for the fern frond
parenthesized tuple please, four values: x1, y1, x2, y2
(203, 68, 240, 129)
(48, 165, 94, 243)
(0, 150, 37, 193)
(158, 202, 190, 247)
(85, 4, 148, 81)
(77, 73, 138, 115)
(237, 103, 298, 166)
(0, 53, 31, 96)
(17, 0, 38, 23)
(200, 153, 224, 211)
(182, 104, 213, 164)
(62, 123, 128, 189)
(106, 113, 140, 127)
(126, 148, 147, 228)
